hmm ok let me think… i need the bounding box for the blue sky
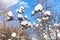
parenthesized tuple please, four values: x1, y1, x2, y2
(0, 0, 37, 26)
(0, 0, 60, 22)
(0, 0, 60, 39)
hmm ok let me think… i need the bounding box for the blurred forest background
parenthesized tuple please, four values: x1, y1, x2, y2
(0, 0, 60, 40)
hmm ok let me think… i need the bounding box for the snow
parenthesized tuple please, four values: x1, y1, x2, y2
(57, 33, 60, 37)
(18, 14, 23, 18)
(35, 24, 38, 27)
(44, 11, 51, 16)
(42, 17, 49, 20)
(31, 11, 35, 15)
(11, 32, 16, 37)
(28, 22, 31, 26)
(17, 6, 24, 14)
(18, 9, 23, 14)
(37, 18, 41, 22)
(42, 10, 45, 14)
(20, 6, 24, 10)
(32, 37, 37, 40)
(7, 17, 10, 19)
(7, 11, 13, 16)
(33, 22, 36, 25)
(44, 35, 48, 39)
(34, 4, 43, 11)
(53, 23, 59, 26)
(21, 21, 28, 26)
(8, 39, 11, 40)
(24, 15, 28, 19)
